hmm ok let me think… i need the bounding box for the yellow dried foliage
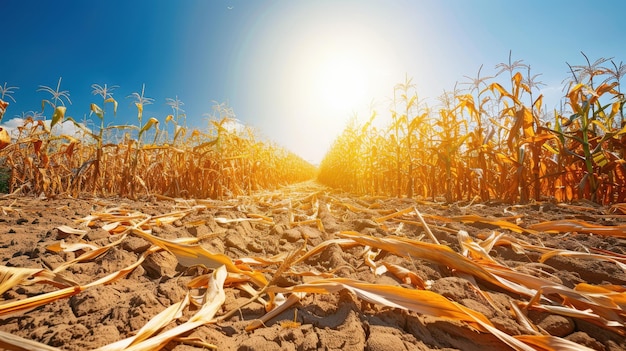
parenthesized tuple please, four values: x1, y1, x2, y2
(0, 191, 625, 350)
(0, 104, 316, 199)
(318, 59, 626, 205)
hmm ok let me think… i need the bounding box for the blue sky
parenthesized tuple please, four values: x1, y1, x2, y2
(2, 0, 626, 164)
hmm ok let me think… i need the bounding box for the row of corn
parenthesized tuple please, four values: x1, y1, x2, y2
(0, 82, 316, 199)
(319, 55, 626, 204)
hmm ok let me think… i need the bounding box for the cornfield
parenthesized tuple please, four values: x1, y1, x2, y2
(0, 54, 625, 351)
(0, 81, 316, 199)
(319, 54, 626, 205)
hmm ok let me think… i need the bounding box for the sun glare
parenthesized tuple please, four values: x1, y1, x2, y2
(313, 54, 368, 114)
(245, 3, 412, 163)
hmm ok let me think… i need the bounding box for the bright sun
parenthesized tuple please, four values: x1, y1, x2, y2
(259, 12, 403, 163)
(313, 54, 368, 114)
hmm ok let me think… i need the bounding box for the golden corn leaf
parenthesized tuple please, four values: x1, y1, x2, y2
(518, 106, 535, 138)
(171, 337, 217, 350)
(236, 252, 289, 266)
(422, 214, 535, 234)
(105, 97, 118, 115)
(96, 295, 190, 351)
(53, 234, 128, 273)
(514, 335, 597, 351)
(483, 265, 566, 299)
(374, 207, 414, 223)
(0, 126, 9, 150)
(338, 231, 535, 296)
(489, 82, 518, 104)
(509, 302, 540, 334)
(46, 240, 99, 253)
(575, 283, 626, 309)
(139, 117, 159, 137)
(0, 285, 82, 316)
(270, 278, 492, 331)
(457, 230, 500, 265)
(50, 106, 66, 129)
(380, 261, 426, 289)
(0, 330, 63, 351)
(528, 219, 626, 237)
(539, 250, 626, 274)
(55, 225, 88, 236)
(130, 227, 268, 288)
(90, 103, 104, 119)
(3, 260, 77, 290)
(567, 83, 585, 109)
(214, 217, 264, 225)
(526, 285, 625, 329)
(118, 265, 227, 351)
(0, 266, 46, 295)
(589, 82, 619, 105)
(0, 245, 157, 317)
(135, 102, 143, 120)
(245, 293, 303, 331)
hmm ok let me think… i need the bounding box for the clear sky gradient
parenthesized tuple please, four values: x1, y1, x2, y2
(2, 0, 626, 164)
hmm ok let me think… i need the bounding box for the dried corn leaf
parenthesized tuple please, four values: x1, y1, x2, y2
(526, 285, 625, 328)
(0, 266, 47, 295)
(338, 202, 379, 215)
(269, 278, 491, 331)
(102, 222, 122, 233)
(119, 265, 227, 351)
(509, 302, 540, 334)
(246, 213, 275, 225)
(0, 330, 63, 351)
(46, 240, 99, 253)
(528, 219, 626, 237)
(338, 231, 535, 296)
(522, 302, 624, 335)
(0, 285, 82, 316)
(514, 335, 597, 351)
(97, 295, 190, 351)
(293, 238, 360, 265)
(235, 253, 289, 266)
(53, 234, 128, 273)
(0, 247, 156, 316)
(539, 250, 626, 273)
(374, 207, 415, 223)
(575, 283, 626, 309)
(380, 261, 426, 289)
(457, 230, 500, 264)
(171, 337, 217, 350)
(245, 293, 304, 331)
(422, 214, 535, 234)
(214, 217, 263, 224)
(55, 225, 88, 236)
(467, 314, 538, 351)
(130, 228, 268, 288)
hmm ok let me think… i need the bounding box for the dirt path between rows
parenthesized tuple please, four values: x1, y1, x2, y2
(0, 181, 625, 350)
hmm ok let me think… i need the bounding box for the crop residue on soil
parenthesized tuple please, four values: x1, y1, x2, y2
(0, 182, 625, 351)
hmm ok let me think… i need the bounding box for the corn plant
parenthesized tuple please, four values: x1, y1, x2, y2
(319, 53, 626, 205)
(0, 80, 316, 199)
(87, 83, 118, 193)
